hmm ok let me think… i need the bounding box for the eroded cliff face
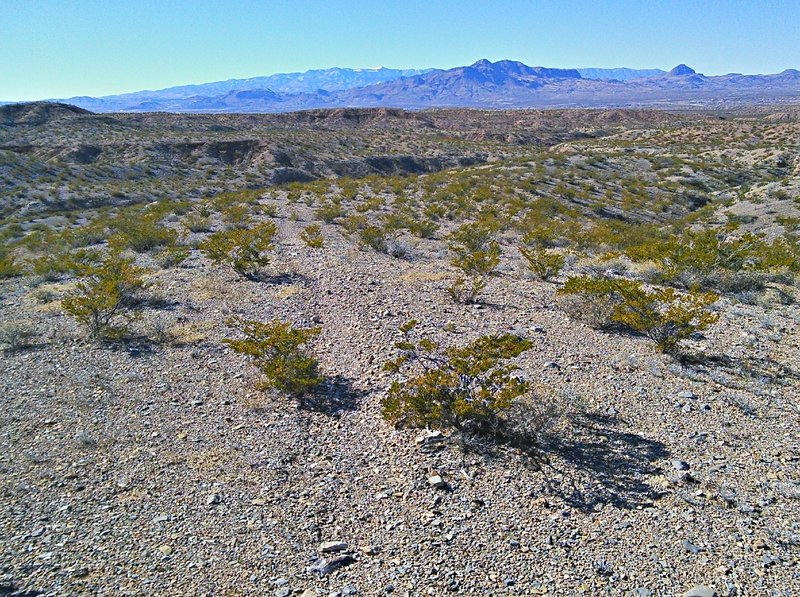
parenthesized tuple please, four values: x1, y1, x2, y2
(9, 103, 658, 217)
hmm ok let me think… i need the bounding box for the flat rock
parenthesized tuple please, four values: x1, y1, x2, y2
(671, 459, 691, 471)
(319, 540, 348, 553)
(309, 555, 355, 576)
(683, 586, 716, 597)
(428, 475, 448, 489)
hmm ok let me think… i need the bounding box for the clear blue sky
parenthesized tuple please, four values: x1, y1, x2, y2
(2, 0, 798, 101)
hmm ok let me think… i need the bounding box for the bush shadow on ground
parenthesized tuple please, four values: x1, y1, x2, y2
(676, 351, 799, 388)
(299, 374, 366, 416)
(460, 411, 669, 512)
(254, 271, 309, 285)
(538, 412, 669, 511)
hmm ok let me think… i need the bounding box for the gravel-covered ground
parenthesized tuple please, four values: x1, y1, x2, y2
(2, 207, 799, 596)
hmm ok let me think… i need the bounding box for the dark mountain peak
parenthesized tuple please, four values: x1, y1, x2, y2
(470, 59, 493, 68)
(669, 64, 697, 76)
(779, 68, 800, 76)
(466, 59, 580, 80)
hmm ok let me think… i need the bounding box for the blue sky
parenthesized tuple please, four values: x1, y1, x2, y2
(2, 0, 799, 101)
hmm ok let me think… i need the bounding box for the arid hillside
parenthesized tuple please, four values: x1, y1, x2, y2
(1, 104, 799, 596)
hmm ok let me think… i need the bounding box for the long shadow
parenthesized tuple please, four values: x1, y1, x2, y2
(299, 374, 366, 416)
(136, 295, 180, 311)
(102, 335, 157, 358)
(1, 342, 49, 354)
(0, 585, 44, 596)
(677, 351, 799, 387)
(254, 271, 309, 285)
(536, 412, 669, 512)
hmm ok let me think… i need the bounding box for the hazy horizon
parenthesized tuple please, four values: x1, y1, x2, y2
(3, 0, 800, 101)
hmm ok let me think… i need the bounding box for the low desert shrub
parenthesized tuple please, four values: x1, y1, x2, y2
(28, 248, 100, 281)
(520, 246, 565, 281)
(0, 322, 36, 351)
(61, 253, 148, 339)
(558, 275, 719, 354)
(299, 224, 324, 248)
(382, 321, 532, 436)
(183, 212, 213, 233)
(221, 203, 252, 229)
(446, 275, 488, 304)
(359, 225, 389, 253)
(315, 202, 345, 223)
(0, 250, 21, 279)
(199, 221, 277, 280)
(154, 245, 190, 269)
(386, 236, 412, 259)
(224, 318, 323, 398)
(109, 211, 178, 253)
(408, 219, 439, 239)
(624, 229, 800, 293)
(447, 222, 501, 303)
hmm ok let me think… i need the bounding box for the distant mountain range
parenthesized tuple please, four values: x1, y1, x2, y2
(25, 60, 800, 113)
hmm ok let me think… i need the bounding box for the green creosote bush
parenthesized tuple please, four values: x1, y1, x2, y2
(446, 222, 501, 304)
(224, 318, 323, 399)
(61, 253, 148, 339)
(299, 223, 324, 248)
(183, 212, 213, 233)
(380, 212, 411, 234)
(341, 214, 368, 236)
(557, 275, 719, 354)
(408, 218, 439, 239)
(0, 322, 36, 352)
(381, 320, 533, 436)
(358, 225, 390, 253)
(0, 250, 22, 279)
(199, 221, 277, 280)
(108, 211, 178, 253)
(520, 246, 565, 281)
(27, 247, 101, 282)
(315, 202, 346, 224)
(221, 203, 252, 229)
(624, 229, 799, 293)
(154, 245, 190, 269)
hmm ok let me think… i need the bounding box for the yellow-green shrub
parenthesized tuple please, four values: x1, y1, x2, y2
(558, 275, 719, 353)
(382, 321, 532, 435)
(315, 202, 345, 223)
(61, 253, 148, 339)
(520, 246, 565, 281)
(447, 223, 501, 303)
(299, 224, 324, 248)
(108, 211, 178, 253)
(224, 318, 323, 398)
(0, 250, 21, 279)
(199, 221, 277, 280)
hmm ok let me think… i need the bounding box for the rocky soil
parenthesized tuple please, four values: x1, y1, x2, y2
(2, 201, 800, 596)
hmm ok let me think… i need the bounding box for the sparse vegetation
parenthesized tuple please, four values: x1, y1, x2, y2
(61, 253, 148, 339)
(0, 322, 36, 351)
(108, 210, 179, 253)
(299, 223, 324, 248)
(447, 222, 501, 303)
(199, 221, 277, 279)
(382, 321, 533, 436)
(520, 245, 565, 281)
(224, 318, 323, 398)
(558, 275, 719, 353)
(0, 250, 22, 279)
(2, 100, 800, 595)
